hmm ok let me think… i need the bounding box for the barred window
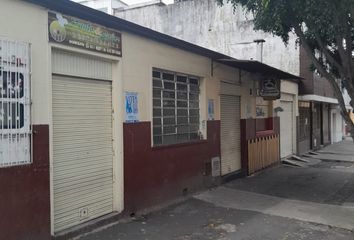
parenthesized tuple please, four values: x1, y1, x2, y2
(152, 69, 200, 145)
(0, 39, 31, 167)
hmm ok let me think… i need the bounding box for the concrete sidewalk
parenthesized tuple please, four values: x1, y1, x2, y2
(306, 139, 354, 162)
(318, 137, 353, 153)
(196, 187, 354, 231)
(77, 140, 354, 240)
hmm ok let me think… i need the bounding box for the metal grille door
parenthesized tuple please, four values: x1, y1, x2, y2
(220, 95, 241, 176)
(0, 38, 31, 167)
(52, 75, 113, 232)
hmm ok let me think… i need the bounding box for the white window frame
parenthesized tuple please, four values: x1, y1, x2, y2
(0, 38, 31, 167)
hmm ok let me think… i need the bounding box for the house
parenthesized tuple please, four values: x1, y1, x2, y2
(0, 0, 299, 239)
(298, 48, 344, 152)
(114, 0, 344, 156)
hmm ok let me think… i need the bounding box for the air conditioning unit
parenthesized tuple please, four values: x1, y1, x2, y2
(211, 157, 221, 177)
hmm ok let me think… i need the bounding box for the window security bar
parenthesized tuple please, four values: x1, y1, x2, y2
(0, 38, 31, 167)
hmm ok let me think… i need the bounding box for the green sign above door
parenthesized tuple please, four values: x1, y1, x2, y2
(48, 12, 122, 57)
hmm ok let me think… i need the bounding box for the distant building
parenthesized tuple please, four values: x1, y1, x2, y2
(71, 0, 128, 14)
(116, 0, 300, 75)
(71, 0, 170, 14)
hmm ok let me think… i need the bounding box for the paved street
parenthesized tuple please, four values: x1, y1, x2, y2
(77, 140, 354, 240)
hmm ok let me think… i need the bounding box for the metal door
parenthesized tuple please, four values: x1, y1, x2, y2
(279, 101, 293, 158)
(52, 49, 114, 232)
(220, 95, 241, 175)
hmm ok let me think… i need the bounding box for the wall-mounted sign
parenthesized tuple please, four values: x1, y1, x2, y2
(259, 78, 280, 100)
(208, 99, 215, 120)
(48, 12, 122, 56)
(256, 106, 268, 118)
(125, 92, 139, 123)
(256, 97, 269, 118)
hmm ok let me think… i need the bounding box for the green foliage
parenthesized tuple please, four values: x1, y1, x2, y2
(217, 0, 354, 135)
(217, 0, 353, 45)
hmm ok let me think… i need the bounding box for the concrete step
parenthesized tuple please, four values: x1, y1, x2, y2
(282, 159, 309, 168)
(290, 155, 310, 163)
(309, 151, 319, 155)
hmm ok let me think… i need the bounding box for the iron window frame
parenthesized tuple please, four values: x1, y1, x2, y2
(152, 68, 201, 146)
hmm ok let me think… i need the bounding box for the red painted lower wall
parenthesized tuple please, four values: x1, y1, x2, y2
(123, 121, 220, 215)
(0, 125, 50, 240)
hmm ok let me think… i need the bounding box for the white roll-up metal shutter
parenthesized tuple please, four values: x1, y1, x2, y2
(279, 101, 293, 158)
(52, 49, 113, 81)
(220, 95, 241, 176)
(52, 49, 114, 232)
(53, 76, 113, 232)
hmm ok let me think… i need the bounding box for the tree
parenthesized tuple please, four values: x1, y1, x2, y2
(217, 0, 354, 140)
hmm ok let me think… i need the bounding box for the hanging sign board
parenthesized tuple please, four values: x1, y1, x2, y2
(259, 77, 281, 100)
(125, 92, 139, 123)
(48, 12, 122, 56)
